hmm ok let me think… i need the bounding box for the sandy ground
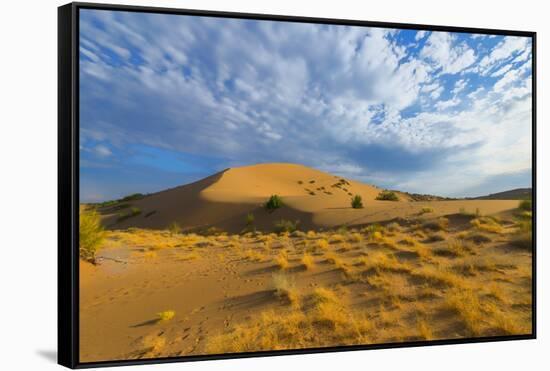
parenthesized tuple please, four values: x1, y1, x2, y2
(99, 163, 519, 233)
(80, 203, 532, 362)
(81, 163, 532, 362)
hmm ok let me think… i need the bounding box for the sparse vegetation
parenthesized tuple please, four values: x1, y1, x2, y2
(519, 199, 532, 211)
(419, 206, 434, 214)
(265, 194, 284, 212)
(246, 213, 255, 226)
(79, 208, 106, 263)
(301, 253, 315, 269)
(376, 190, 399, 201)
(272, 273, 299, 306)
(168, 222, 181, 235)
(157, 310, 176, 321)
(351, 194, 364, 209)
(274, 219, 299, 233)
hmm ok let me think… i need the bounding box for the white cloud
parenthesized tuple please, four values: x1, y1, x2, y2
(479, 36, 530, 74)
(435, 97, 461, 110)
(415, 31, 428, 41)
(421, 32, 477, 74)
(451, 79, 467, 95)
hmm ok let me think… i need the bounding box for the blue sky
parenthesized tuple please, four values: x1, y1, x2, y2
(79, 9, 533, 202)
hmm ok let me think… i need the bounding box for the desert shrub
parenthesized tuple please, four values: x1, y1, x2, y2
(246, 213, 255, 226)
(275, 251, 289, 269)
(465, 232, 492, 244)
(316, 239, 330, 250)
(117, 207, 141, 222)
(425, 232, 446, 242)
(511, 218, 532, 250)
(168, 222, 181, 235)
(419, 206, 434, 214)
(272, 273, 299, 305)
(470, 217, 502, 234)
(376, 190, 399, 201)
(157, 310, 176, 321)
(265, 194, 284, 212)
(301, 253, 315, 269)
(274, 219, 299, 233)
(519, 199, 532, 211)
(351, 194, 364, 209)
(79, 209, 105, 263)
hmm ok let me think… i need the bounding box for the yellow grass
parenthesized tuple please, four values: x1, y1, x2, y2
(444, 288, 483, 335)
(272, 273, 299, 306)
(157, 310, 175, 321)
(301, 253, 315, 270)
(275, 252, 290, 269)
(316, 238, 330, 250)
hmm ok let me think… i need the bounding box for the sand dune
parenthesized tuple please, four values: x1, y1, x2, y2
(97, 163, 519, 233)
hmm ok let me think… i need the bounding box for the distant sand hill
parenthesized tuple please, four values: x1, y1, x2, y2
(96, 163, 519, 232)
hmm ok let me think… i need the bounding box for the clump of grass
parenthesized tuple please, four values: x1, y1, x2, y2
(349, 232, 363, 243)
(518, 199, 532, 211)
(301, 253, 315, 270)
(444, 288, 483, 335)
(417, 318, 434, 340)
(121, 193, 144, 202)
(274, 219, 299, 233)
(157, 310, 176, 321)
(376, 190, 399, 201)
(419, 206, 434, 215)
(143, 251, 157, 259)
(117, 207, 141, 222)
(306, 230, 317, 239)
(412, 266, 465, 288)
(141, 334, 166, 353)
(351, 195, 364, 209)
(168, 222, 181, 235)
(422, 217, 449, 232)
(275, 251, 289, 269)
(79, 208, 106, 263)
(272, 273, 299, 306)
(330, 234, 346, 243)
(316, 238, 330, 250)
(243, 249, 264, 262)
(444, 238, 473, 257)
(177, 252, 200, 261)
(245, 213, 255, 226)
(265, 194, 284, 212)
(511, 218, 532, 250)
(470, 217, 503, 234)
(386, 222, 402, 232)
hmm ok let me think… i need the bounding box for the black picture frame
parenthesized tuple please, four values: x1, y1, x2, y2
(58, 2, 537, 369)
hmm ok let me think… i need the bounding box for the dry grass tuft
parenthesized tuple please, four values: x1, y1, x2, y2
(157, 310, 176, 321)
(272, 273, 299, 306)
(470, 217, 503, 234)
(301, 253, 315, 270)
(275, 251, 290, 269)
(422, 218, 449, 232)
(444, 288, 483, 335)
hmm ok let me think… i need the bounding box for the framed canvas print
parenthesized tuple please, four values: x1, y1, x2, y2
(58, 2, 536, 368)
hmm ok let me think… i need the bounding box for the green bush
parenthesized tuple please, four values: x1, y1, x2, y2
(274, 219, 299, 233)
(265, 195, 284, 212)
(121, 193, 144, 202)
(376, 190, 399, 201)
(351, 195, 363, 209)
(519, 199, 532, 211)
(246, 213, 255, 226)
(79, 209, 105, 263)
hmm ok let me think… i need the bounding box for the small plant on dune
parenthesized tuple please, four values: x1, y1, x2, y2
(245, 212, 255, 226)
(419, 206, 434, 215)
(316, 238, 330, 250)
(351, 195, 364, 209)
(376, 190, 399, 201)
(518, 199, 532, 211)
(301, 253, 315, 270)
(330, 233, 346, 243)
(275, 251, 289, 269)
(265, 194, 284, 212)
(416, 318, 434, 340)
(168, 222, 181, 235)
(386, 222, 402, 232)
(157, 310, 176, 321)
(470, 217, 503, 234)
(121, 193, 145, 202)
(464, 231, 492, 244)
(349, 232, 363, 243)
(272, 273, 299, 306)
(79, 208, 106, 263)
(306, 230, 317, 239)
(444, 288, 483, 335)
(274, 219, 300, 233)
(511, 218, 532, 250)
(143, 251, 157, 259)
(141, 334, 166, 353)
(425, 231, 446, 242)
